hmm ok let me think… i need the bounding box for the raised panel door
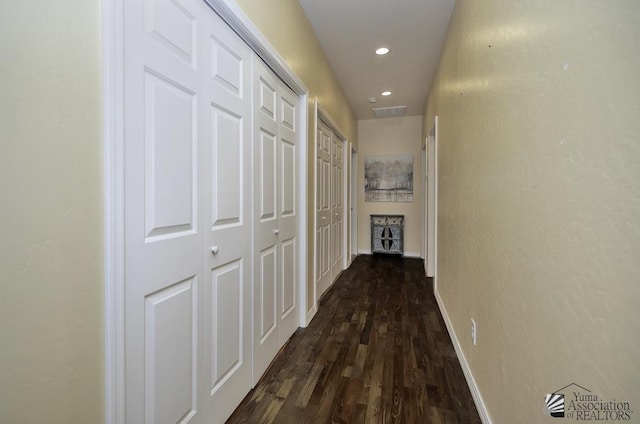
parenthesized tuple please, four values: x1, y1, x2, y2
(316, 121, 332, 297)
(252, 56, 281, 382)
(124, 0, 203, 422)
(202, 9, 252, 424)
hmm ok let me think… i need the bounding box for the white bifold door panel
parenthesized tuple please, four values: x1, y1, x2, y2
(316, 121, 332, 297)
(316, 120, 344, 299)
(123, 0, 299, 423)
(330, 133, 344, 282)
(123, 0, 204, 422)
(203, 9, 253, 424)
(252, 57, 299, 382)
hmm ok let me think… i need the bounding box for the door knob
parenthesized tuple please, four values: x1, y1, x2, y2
(274, 229, 280, 236)
(211, 246, 219, 255)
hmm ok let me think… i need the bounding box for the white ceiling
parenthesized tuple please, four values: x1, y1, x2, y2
(298, 0, 455, 120)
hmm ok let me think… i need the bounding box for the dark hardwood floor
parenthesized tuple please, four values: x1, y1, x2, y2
(227, 255, 482, 424)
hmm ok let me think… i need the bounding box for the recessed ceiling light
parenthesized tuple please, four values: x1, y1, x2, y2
(375, 47, 389, 56)
(381, 91, 392, 96)
(368, 97, 377, 103)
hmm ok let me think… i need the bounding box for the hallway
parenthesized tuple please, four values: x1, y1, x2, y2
(4, 2, 638, 423)
(227, 255, 482, 423)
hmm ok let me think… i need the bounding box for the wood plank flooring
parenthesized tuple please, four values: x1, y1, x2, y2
(227, 255, 482, 424)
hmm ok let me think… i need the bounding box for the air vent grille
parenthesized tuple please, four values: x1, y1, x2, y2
(372, 105, 407, 118)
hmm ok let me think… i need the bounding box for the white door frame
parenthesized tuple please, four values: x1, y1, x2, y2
(103, 1, 309, 422)
(421, 142, 427, 266)
(342, 141, 349, 271)
(426, 116, 438, 283)
(350, 147, 358, 261)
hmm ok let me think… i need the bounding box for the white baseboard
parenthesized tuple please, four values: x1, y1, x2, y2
(358, 249, 372, 255)
(305, 304, 318, 327)
(434, 288, 493, 424)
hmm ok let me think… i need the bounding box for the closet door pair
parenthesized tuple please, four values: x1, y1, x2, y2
(123, 0, 299, 422)
(252, 58, 300, 382)
(316, 120, 344, 298)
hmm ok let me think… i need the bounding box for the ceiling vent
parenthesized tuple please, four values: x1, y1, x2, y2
(372, 105, 407, 118)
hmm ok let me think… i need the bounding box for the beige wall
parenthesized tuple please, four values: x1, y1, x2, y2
(425, 1, 640, 422)
(0, 2, 104, 423)
(357, 116, 423, 256)
(235, 0, 358, 310)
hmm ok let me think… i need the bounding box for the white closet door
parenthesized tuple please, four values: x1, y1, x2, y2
(277, 85, 299, 345)
(252, 56, 281, 381)
(124, 0, 204, 422)
(316, 120, 345, 297)
(316, 121, 332, 297)
(252, 55, 300, 382)
(202, 8, 252, 424)
(331, 134, 344, 281)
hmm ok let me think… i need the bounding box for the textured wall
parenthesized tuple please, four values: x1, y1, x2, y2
(357, 116, 424, 257)
(0, 1, 104, 423)
(425, 1, 640, 422)
(234, 0, 358, 310)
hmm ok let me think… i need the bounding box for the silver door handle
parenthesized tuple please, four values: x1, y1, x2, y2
(211, 246, 219, 255)
(322, 216, 326, 220)
(335, 213, 339, 216)
(274, 229, 280, 235)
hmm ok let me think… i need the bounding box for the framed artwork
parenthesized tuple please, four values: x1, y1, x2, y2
(364, 154, 413, 202)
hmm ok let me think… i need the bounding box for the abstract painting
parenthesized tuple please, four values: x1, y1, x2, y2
(364, 154, 413, 202)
